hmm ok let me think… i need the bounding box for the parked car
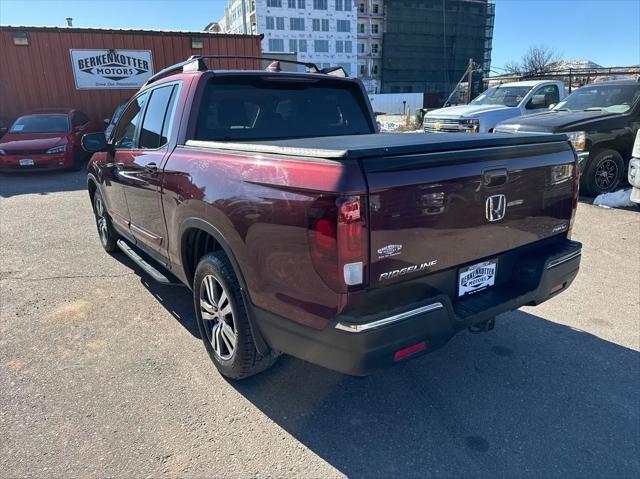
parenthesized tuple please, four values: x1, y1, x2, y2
(0, 108, 101, 172)
(495, 79, 640, 197)
(83, 57, 582, 380)
(628, 130, 640, 204)
(423, 80, 566, 133)
(104, 98, 129, 141)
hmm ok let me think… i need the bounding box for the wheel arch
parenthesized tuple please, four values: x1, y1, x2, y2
(179, 217, 270, 354)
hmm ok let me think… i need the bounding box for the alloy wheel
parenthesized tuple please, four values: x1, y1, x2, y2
(94, 196, 109, 246)
(594, 158, 619, 191)
(200, 274, 237, 361)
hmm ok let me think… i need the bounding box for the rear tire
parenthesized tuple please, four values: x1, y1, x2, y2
(582, 149, 624, 197)
(92, 189, 119, 252)
(193, 252, 277, 380)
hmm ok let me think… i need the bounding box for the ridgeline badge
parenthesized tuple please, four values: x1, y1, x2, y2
(70, 49, 154, 90)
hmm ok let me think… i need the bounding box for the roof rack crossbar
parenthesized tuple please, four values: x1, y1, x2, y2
(144, 55, 348, 86)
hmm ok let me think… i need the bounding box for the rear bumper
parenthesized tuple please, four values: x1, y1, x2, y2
(255, 239, 582, 375)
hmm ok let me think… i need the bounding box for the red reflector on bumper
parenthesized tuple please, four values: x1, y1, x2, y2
(393, 341, 427, 361)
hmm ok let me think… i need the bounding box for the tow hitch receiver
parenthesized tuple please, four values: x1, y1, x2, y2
(469, 318, 496, 334)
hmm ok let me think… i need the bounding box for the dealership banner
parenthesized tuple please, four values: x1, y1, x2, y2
(70, 49, 154, 89)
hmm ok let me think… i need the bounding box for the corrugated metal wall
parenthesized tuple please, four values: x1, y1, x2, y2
(0, 26, 262, 123)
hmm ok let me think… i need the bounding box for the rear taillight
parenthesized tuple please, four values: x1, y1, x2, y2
(308, 195, 368, 293)
(567, 154, 580, 239)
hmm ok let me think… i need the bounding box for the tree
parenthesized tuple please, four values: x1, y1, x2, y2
(504, 45, 562, 75)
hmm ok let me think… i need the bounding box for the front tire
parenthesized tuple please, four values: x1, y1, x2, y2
(193, 252, 277, 380)
(582, 149, 624, 197)
(92, 189, 118, 252)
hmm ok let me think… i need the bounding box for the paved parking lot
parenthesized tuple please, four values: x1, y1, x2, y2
(1, 171, 639, 478)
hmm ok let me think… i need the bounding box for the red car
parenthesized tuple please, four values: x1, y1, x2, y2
(0, 108, 100, 172)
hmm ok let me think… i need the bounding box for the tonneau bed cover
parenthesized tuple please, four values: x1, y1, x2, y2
(185, 132, 568, 160)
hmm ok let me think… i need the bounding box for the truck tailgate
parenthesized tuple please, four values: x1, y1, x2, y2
(362, 138, 576, 289)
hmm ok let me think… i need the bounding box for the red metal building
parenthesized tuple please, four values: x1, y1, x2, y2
(0, 25, 261, 123)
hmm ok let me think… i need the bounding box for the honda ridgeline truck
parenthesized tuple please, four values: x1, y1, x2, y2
(82, 57, 582, 379)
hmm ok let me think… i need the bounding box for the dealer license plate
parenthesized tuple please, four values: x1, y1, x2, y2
(458, 259, 497, 297)
(19, 159, 35, 166)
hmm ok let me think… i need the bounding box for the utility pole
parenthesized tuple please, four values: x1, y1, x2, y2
(465, 58, 474, 104)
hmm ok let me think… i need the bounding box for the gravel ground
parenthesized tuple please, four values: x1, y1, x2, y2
(1, 171, 639, 478)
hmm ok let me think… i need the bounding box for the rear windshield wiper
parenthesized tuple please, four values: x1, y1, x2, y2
(583, 107, 604, 111)
(553, 108, 570, 111)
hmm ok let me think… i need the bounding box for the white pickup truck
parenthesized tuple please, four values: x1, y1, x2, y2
(423, 80, 566, 134)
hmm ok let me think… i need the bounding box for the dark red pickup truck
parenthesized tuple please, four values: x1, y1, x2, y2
(83, 57, 582, 379)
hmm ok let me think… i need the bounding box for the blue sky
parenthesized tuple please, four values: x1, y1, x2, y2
(1, 0, 639, 69)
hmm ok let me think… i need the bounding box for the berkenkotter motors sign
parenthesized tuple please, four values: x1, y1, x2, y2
(70, 49, 154, 89)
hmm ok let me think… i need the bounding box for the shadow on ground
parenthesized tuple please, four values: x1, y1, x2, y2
(0, 168, 88, 197)
(113, 245, 639, 478)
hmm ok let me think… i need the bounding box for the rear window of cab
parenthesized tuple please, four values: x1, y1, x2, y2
(193, 76, 374, 142)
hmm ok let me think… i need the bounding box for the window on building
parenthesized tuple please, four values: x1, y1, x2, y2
(337, 20, 350, 32)
(313, 0, 327, 9)
(299, 39, 307, 52)
(297, 0, 305, 7)
(358, 3, 365, 13)
(290, 17, 305, 30)
(371, 23, 379, 34)
(359, 64, 366, 76)
(289, 39, 297, 52)
(372, 3, 379, 14)
(312, 18, 320, 31)
(314, 40, 329, 52)
(322, 19, 329, 31)
(276, 17, 285, 29)
(288, 0, 296, 7)
(335, 0, 343, 10)
(371, 43, 379, 54)
(372, 64, 379, 75)
(358, 23, 365, 33)
(268, 38, 285, 51)
(114, 93, 148, 149)
(357, 42, 366, 54)
(266, 16, 275, 29)
(336, 40, 344, 53)
(267, 0, 282, 7)
(345, 40, 352, 53)
(139, 85, 178, 149)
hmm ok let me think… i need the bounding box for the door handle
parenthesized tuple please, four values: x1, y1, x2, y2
(145, 162, 158, 173)
(482, 168, 508, 187)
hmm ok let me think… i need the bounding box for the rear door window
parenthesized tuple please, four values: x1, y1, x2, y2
(139, 85, 179, 149)
(194, 76, 373, 141)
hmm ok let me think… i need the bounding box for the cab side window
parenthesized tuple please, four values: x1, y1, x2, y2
(113, 93, 148, 149)
(529, 85, 560, 109)
(139, 85, 179, 149)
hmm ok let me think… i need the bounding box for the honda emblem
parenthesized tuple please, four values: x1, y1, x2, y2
(485, 194, 506, 222)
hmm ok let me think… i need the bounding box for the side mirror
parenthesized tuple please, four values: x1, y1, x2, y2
(527, 95, 547, 109)
(82, 132, 110, 153)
